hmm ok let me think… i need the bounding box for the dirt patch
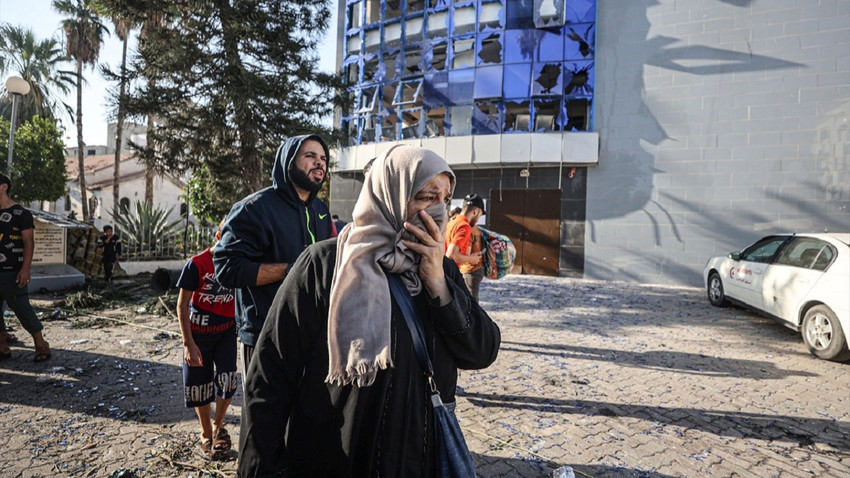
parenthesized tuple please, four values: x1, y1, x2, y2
(0, 275, 238, 478)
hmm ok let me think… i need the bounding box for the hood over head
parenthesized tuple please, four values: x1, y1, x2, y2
(271, 134, 330, 203)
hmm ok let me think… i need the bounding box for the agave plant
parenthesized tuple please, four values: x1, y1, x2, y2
(111, 200, 184, 258)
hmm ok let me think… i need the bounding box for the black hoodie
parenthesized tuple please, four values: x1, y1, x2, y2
(213, 134, 335, 347)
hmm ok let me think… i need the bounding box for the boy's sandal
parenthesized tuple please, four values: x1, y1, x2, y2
(212, 427, 231, 451)
(4, 332, 19, 344)
(200, 438, 226, 460)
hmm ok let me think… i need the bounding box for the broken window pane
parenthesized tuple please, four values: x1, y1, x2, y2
(452, 37, 475, 69)
(408, 0, 427, 15)
(566, 0, 596, 23)
(347, 34, 361, 55)
(385, 21, 402, 49)
(532, 62, 562, 95)
(382, 83, 397, 110)
(406, 16, 424, 43)
(503, 29, 535, 63)
(428, 41, 447, 71)
(535, 28, 563, 62)
(473, 101, 501, 135)
(423, 71, 449, 105)
(479, 1, 503, 31)
(357, 87, 379, 113)
(404, 46, 422, 76)
(424, 106, 446, 137)
(564, 98, 590, 131)
(383, 50, 399, 81)
(366, 0, 381, 24)
(381, 113, 398, 141)
(449, 105, 473, 136)
(565, 23, 595, 59)
(477, 33, 502, 65)
(428, 10, 449, 37)
(393, 78, 424, 106)
(504, 100, 531, 132)
(348, 2, 363, 30)
(363, 55, 380, 82)
(533, 0, 565, 28)
(362, 114, 380, 144)
(365, 28, 381, 52)
(452, 6, 476, 35)
(383, 0, 401, 21)
(400, 108, 423, 139)
(473, 65, 502, 99)
(447, 68, 474, 104)
(345, 60, 360, 85)
(503, 63, 531, 98)
(533, 99, 559, 132)
(563, 60, 594, 98)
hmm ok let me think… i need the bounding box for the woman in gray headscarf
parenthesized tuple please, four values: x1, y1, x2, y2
(238, 145, 501, 478)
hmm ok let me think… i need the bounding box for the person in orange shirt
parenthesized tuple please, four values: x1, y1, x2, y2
(445, 193, 486, 299)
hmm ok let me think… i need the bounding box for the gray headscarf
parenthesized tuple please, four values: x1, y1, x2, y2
(326, 145, 456, 387)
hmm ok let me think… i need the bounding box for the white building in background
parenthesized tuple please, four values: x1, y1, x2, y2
(55, 122, 190, 230)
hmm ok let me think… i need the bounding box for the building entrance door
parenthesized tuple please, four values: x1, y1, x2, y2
(489, 189, 561, 276)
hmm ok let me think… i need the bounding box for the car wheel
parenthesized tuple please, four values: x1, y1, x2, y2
(802, 305, 850, 362)
(707, 272, 728, 307)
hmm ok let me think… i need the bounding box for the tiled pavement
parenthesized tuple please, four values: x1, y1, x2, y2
(462, 276, 849, 477)
(0, 275, 847, 477)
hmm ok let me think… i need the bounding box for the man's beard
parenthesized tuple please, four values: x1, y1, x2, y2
(290, 166, 324, 194)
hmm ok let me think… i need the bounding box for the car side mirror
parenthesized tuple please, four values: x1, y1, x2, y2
(729, 251, 741, 260)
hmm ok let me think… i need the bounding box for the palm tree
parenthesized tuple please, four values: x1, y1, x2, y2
(0, 24, 76, 124)
(53, 0, 108, 221)
(97, 2, 134, 218)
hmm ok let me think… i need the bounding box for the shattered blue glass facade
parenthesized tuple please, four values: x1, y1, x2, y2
(341, 0, 596, 146)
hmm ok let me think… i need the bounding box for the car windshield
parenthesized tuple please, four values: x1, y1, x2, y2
(740, 236, 788, 263)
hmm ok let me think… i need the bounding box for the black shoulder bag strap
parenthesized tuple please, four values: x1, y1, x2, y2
(387, 274, 438, 390)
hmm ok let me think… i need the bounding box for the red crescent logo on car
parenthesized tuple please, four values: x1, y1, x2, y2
(730, 268, 736, 278)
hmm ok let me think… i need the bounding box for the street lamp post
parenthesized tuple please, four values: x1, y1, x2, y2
(5, 75, 32, 176)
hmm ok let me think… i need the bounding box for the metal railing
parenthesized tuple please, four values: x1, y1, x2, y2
(122, 225, 218, 261)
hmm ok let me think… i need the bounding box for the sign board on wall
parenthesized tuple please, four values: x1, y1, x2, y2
(32, 221, 66, 265)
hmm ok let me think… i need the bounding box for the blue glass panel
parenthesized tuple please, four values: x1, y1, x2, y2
(564, 23, 595, 60)
(532, 62, 561, 96)
(423, 72, 450, 106)
(476, 33, 502, 65)
(535, 28, 563, 63)
(473, 65, 503, 99)
(447, 68, 474, 103)
(449, 105, 473, 136)
(503, 29, 535, 64)
(505, 0, 533, 29)
(503, 63, 531, 98)
(563, 60, 594, 98)
(566, 0, 596, 23)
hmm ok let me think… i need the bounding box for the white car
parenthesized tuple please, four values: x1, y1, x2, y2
(703, 233, 850, 362)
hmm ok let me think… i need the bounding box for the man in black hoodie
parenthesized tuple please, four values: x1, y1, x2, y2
(213, 134, 335, 386)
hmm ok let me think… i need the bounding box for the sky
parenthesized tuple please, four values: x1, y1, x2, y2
(0, 0, 339, 147)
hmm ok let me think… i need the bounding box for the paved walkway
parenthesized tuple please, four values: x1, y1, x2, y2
(464, 276, 850, 477)
(0, 275, 847, 477)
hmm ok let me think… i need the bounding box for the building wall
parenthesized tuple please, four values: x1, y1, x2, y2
(587, 0, 850, 286)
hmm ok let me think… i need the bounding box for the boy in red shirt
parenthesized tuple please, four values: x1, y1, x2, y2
(176, 221, 237, 460)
